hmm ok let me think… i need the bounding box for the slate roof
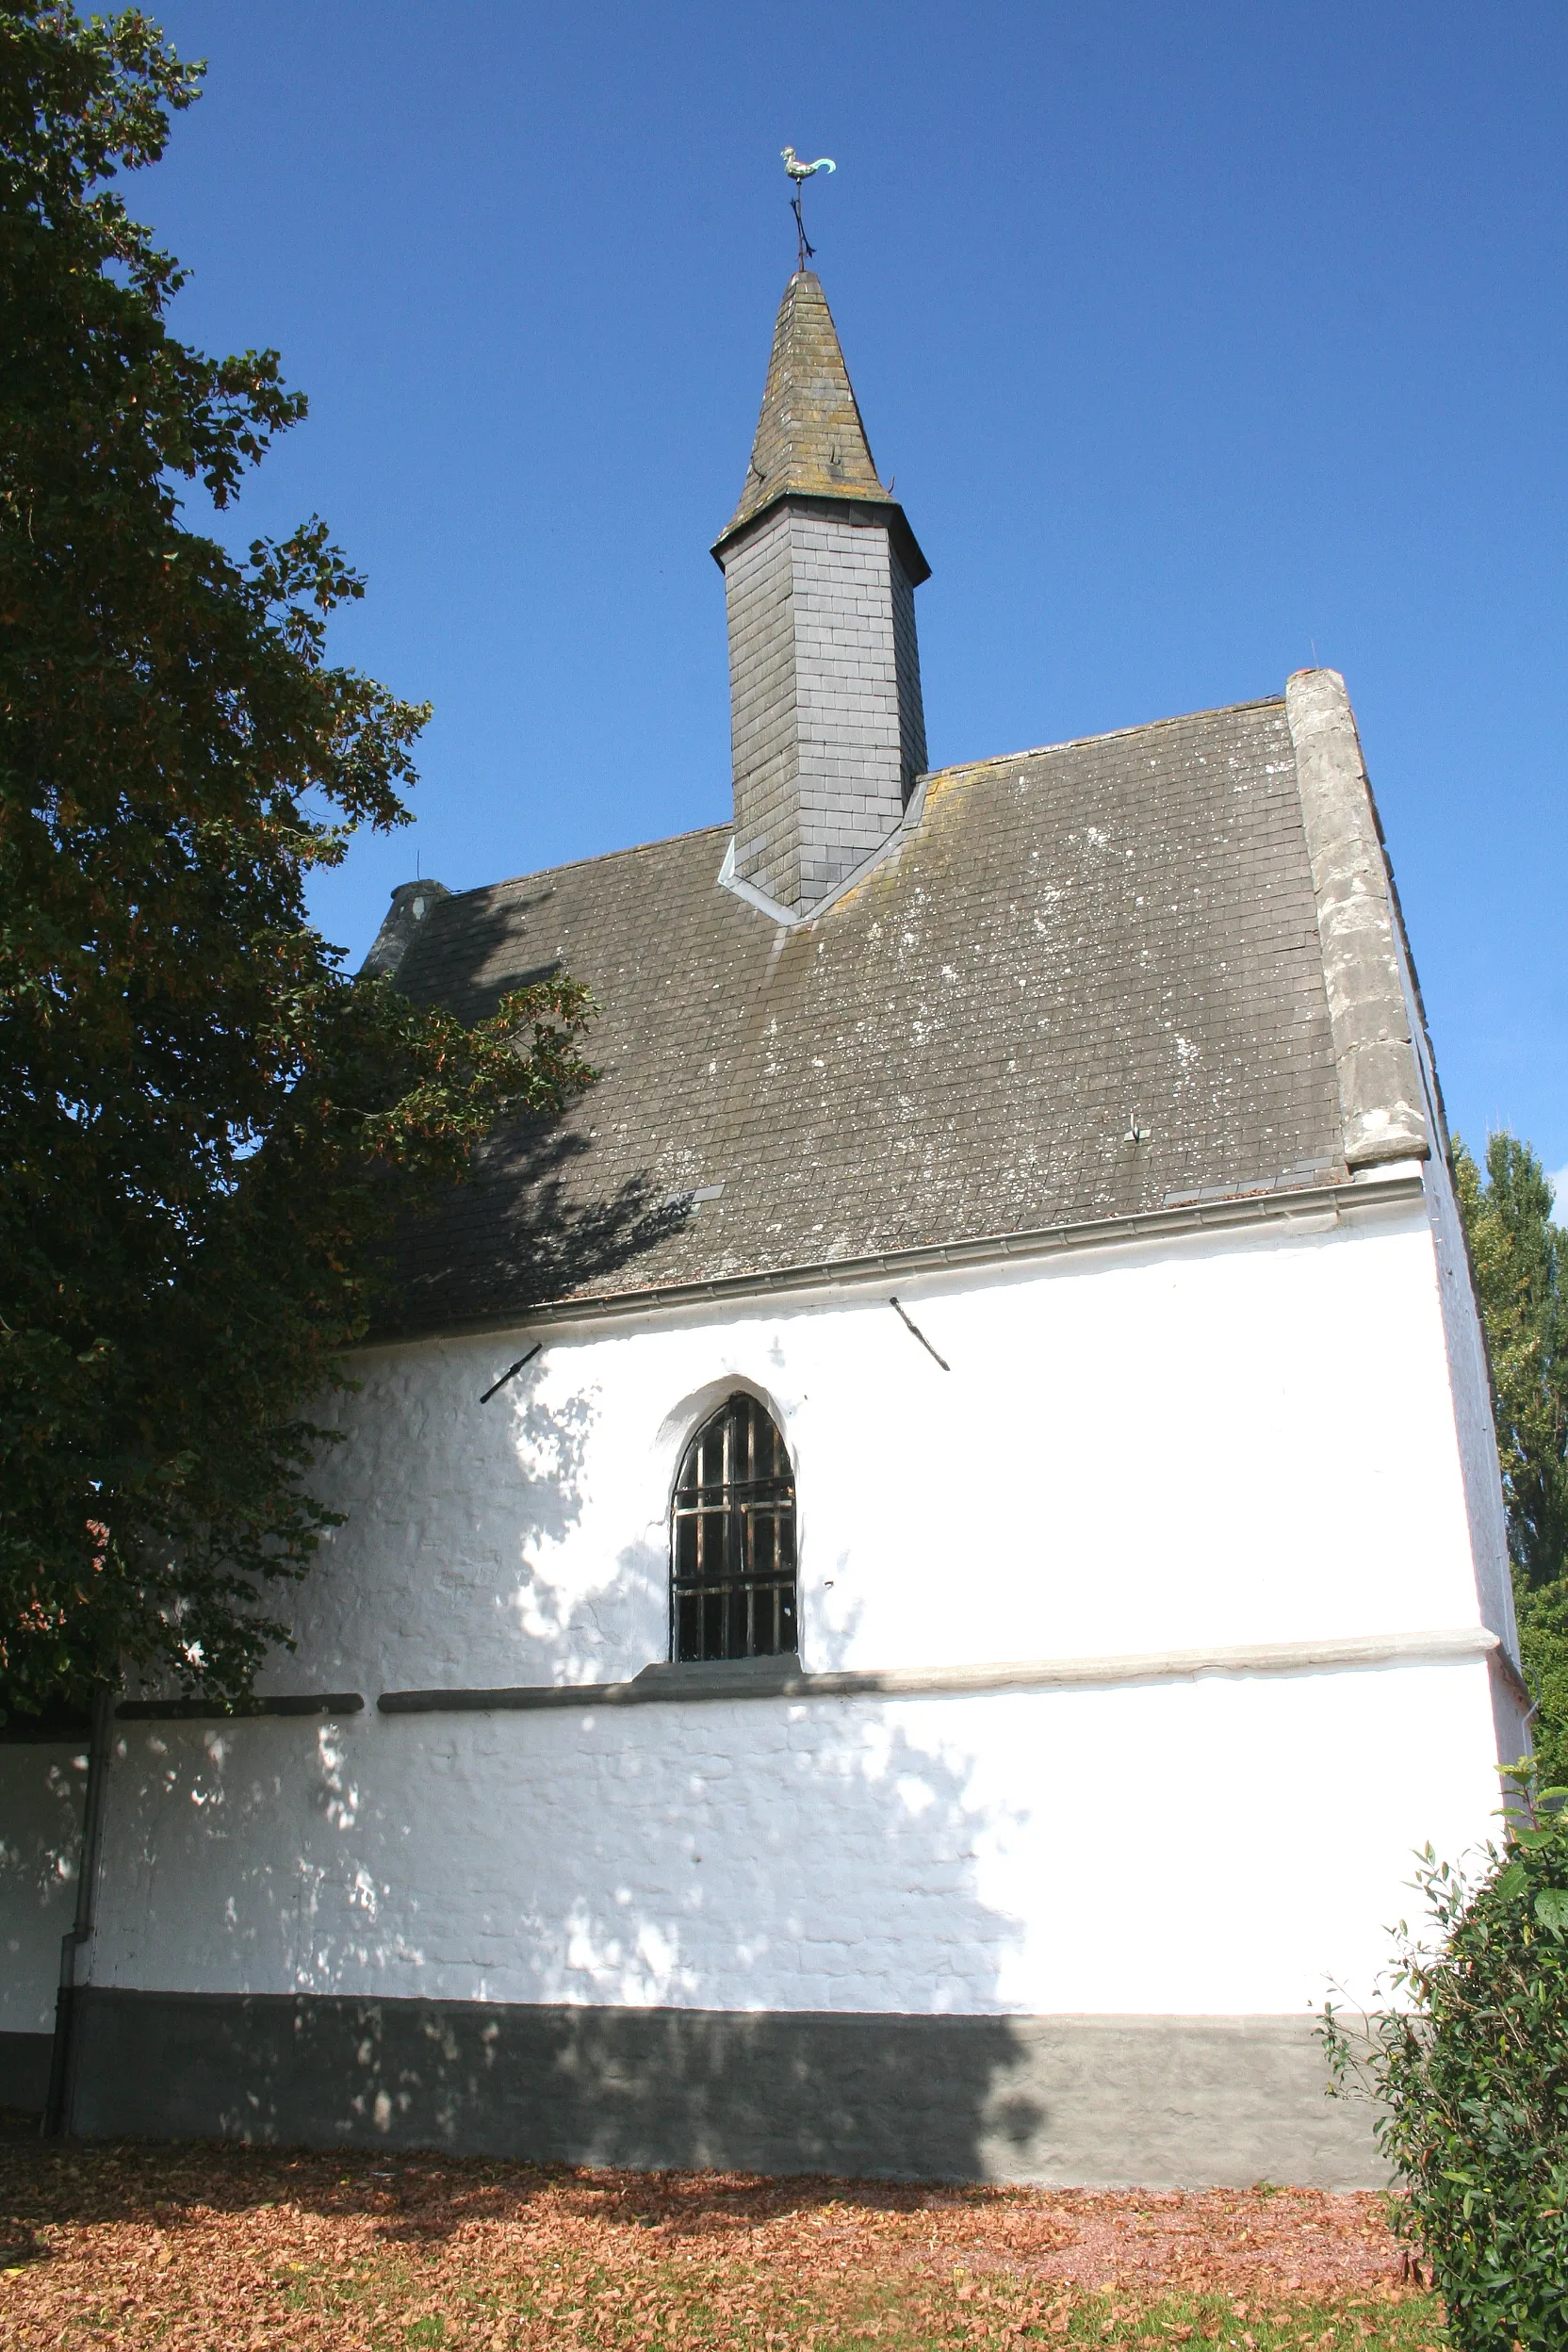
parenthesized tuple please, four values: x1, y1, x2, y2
(383, 694, 1347, 1335)
(713, 271, 929, 580)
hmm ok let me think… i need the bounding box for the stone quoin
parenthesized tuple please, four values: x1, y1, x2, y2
(0, 263, 1523, 2187)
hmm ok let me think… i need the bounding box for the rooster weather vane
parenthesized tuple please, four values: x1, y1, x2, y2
(781, 146, 835, 270)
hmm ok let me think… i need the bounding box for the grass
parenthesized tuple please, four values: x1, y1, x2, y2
(259, 2262, 1447, 2349)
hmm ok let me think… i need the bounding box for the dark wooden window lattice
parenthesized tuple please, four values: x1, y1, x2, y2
(671, 1393, 798, 1663)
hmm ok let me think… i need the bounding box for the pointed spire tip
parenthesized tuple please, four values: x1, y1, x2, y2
(715, 270, 891, 552)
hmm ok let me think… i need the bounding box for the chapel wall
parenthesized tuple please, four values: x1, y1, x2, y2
(280, 1200, 1488, 1695)
(89, 1649, 1494, 2022)
(0, 1739, 88, 2107)
(75, 1198, 1508, 2029)
(1387, 889, 1521, 1702)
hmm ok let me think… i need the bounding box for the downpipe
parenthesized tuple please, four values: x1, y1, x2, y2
(41, 1689, 113, 2138)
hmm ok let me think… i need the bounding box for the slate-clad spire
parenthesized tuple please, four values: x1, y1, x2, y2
(717, 272, 916, 559)
(713, 271, 929, 919)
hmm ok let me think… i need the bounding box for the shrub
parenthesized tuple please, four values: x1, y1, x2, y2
(1324, 1769, 1568, 2348)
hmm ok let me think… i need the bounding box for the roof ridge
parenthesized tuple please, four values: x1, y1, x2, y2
(927, 694, 1288, 784)
(433, 819, 733, 909)
(422, 696, 1291, 914)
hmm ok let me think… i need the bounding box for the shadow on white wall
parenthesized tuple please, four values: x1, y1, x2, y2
(102, 1680, 1041, 2170)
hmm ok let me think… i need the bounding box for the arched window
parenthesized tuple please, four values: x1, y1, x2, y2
(671, 1393, 798, 1663)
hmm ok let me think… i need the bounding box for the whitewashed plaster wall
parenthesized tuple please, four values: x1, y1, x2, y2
(0, 1741, 87, 2033)
(92, 1657, 1494, 2020)
(270, 1190, 1494, 1690)
(75, 1190, 1511, 2025)
(1389, 909, 1523, 1747)
(1416, 1148, 1524, 1762)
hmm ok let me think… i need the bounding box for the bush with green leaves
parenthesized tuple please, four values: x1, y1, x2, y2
(1325, 1771, 1568, 2349)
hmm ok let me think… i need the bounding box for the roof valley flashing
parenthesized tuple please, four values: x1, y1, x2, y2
(358, 270, 1438, 1337)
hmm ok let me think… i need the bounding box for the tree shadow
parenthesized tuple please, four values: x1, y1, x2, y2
(378, 878, 699, 1331)
(45, 1276, 1060, 2182)
(0, 1745, 88, 1920)
(0, 2133, 1046, 2256)
(385, 1128, 694, 1334)
(71, 1690, 1049, 2183)
(0, 1740, 90, 2109)
(288, 1353, 664, 1695)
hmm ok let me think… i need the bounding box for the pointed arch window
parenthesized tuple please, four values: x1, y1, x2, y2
(671, 1394, 798, 1663)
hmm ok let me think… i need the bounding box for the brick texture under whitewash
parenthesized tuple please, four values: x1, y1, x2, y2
(715, 271, 929, 913)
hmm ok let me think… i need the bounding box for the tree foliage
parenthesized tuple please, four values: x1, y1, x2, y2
(1324, 1774, 1568, 2350)
(1456, 1135, 1568, 1593)
(1454, 1134, 1568, 1783)
(0, 4, 594, 1718)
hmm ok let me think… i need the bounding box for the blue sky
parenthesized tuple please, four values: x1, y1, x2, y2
(143, 2, 1565, 1187)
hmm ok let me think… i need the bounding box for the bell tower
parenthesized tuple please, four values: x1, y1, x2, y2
(712, 271, 930, 917)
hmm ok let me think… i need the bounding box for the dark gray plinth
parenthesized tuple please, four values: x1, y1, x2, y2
(0, 2030, 52, 2114)
(67, 1993, 1381, 2188)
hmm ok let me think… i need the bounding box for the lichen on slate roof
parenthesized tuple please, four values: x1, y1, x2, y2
(714, 271, 927, 580)
(383, 694, 1346, 1334)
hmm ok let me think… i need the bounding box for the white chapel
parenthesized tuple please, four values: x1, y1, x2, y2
(1, 267, 1526, 2185)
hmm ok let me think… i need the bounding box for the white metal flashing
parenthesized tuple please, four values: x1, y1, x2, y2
(718, 772, 933, 929)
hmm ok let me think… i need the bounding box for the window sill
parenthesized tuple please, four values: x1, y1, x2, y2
(380, 1656, 804, 1714)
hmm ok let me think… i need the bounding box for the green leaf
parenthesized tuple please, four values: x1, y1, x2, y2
(0, 9, 597, 1717)
(1536, 1890, 1568, 1933)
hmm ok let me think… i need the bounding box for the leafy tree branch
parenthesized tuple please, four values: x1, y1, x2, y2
(0, 3, 595, 1716)
(1454, 1133, 1568, 1782)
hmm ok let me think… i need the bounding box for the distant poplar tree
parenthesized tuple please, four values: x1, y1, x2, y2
(1454, 1135, 1568, 1782)
(0, 4, 594, 1718)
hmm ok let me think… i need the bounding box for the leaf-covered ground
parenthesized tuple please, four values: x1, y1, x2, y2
(0, 2131, 1447, 2350)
